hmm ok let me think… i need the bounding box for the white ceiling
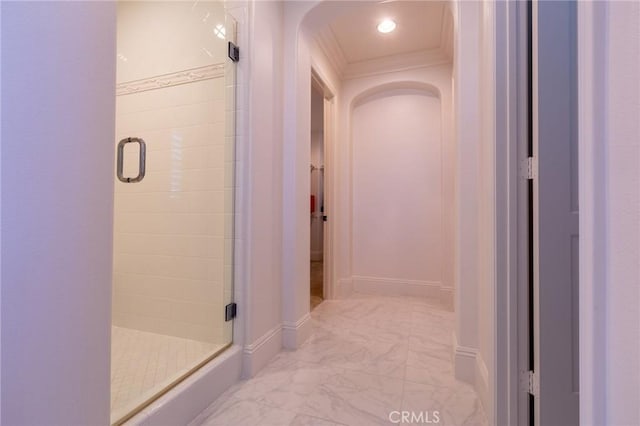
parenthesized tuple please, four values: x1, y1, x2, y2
(327, 1, 447, 64)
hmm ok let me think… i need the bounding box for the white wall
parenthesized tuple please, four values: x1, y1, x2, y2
(449, 2, 499, 424)
(0, 1, 3, 417)
(112, 1, 231, 344)
(578, 2, 640, 425)
(603, 4, 640, 423)
(280, 1, 342, 351)
(451, 0, 482, 385)
(282, 25, 313, 347)
(475, 0, 496, 421)
(351, 89, 443, 289)
(579, 1, 640, 425)
(235, 0, 342, 378)
(240, 0, 286, 376)
(336, 64, 454, 305)
(1, 2, 116, 423)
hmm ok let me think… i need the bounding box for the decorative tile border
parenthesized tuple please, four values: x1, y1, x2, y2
(116, 63, 225, 96)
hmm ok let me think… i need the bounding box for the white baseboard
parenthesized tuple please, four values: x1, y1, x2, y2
(241, 312, 313, 378)
(241, 325, 283, 379)
(337, 278, 353, 298)
(452, 332, 477, 385)
(352, 276, 442, 300)
(128, 345, 242, 425)
(440, 286, 454, 311)
(282, 313, 312, 349)
(474, 351, 491, 423)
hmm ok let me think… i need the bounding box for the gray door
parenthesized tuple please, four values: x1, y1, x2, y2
(533, 1, 579, 425)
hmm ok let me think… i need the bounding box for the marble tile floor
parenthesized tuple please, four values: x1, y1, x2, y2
(190, 294, 488, 426)
(111, 326, 224, 422)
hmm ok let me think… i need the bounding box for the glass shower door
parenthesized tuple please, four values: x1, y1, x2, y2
(110, 2, 236, 423)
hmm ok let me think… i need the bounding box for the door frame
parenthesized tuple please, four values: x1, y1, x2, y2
(310, 68, 336, 300)
(498, 1, 581, 424)
(495, 1, 531, 424)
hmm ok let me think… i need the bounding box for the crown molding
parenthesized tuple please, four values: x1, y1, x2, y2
(342, 48, 451, 80)
(116, 63, 225, 96)
(313, 12, 454, 81)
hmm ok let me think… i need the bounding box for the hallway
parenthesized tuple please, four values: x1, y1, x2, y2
(2, 0, 640, 424)
(191, 294, 487, 426)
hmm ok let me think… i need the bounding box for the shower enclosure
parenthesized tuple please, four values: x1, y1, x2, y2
(111, 2, 236, 423)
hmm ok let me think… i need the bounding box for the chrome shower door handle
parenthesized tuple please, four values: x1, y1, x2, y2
(117, 137, 146, 183)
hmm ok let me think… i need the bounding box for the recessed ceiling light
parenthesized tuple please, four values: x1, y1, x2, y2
(377, 19, 396, 34)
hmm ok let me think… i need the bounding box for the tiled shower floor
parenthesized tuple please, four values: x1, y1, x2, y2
(111, 326, 225, 421)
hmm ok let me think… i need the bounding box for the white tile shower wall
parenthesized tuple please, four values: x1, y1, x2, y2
(112, 1, 236, 346)
(116, 1, 228, 83)
(113, 77, 229, 344)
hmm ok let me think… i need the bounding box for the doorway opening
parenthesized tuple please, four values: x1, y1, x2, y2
(310, 81, 325, 310)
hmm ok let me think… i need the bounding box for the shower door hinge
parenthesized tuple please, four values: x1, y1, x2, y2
(521, 156, 537, 180)
(225, 303, 237, 321)
(522, 370, 539, 396)
(228, 42, 240, 62)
